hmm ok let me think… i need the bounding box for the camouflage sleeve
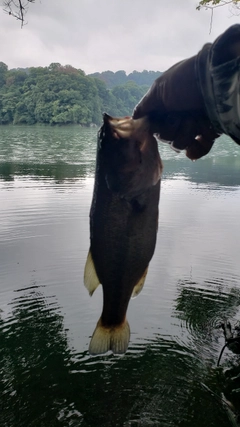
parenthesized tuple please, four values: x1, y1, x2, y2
(196, 25, 240, 144)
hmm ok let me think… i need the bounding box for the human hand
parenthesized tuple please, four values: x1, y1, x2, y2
(133, 56, 220, 160)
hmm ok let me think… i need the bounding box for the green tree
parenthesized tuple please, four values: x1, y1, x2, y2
(0, 62, 8, 88)
(112, 81, 149, 116)
(88, 69, 162, 89)
(0, 63, 164, 126)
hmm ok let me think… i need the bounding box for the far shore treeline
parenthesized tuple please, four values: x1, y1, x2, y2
(0, 62, 162, 126)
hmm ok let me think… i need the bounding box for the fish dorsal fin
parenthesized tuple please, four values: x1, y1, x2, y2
(84, 250, 100, 296)
(131, 267, 148, 299)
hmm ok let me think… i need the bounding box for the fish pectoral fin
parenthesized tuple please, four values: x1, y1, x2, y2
(84, 250, 100, 296)
(131, 267, 148, 299)
(89, 318, 130, 355)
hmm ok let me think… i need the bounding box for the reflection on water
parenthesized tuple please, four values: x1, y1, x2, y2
(0, 125, 240, 426)
(0, 125, 97, 182)
(175, 279, 240, 340)
(1, 125, 240, 187)
(0, 286, 233, 427)
(0, 286, 74, 426)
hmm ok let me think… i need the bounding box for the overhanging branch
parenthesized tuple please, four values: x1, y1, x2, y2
(3, 0, 35, 27)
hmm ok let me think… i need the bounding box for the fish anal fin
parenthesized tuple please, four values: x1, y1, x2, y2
(84, 250, 100, 296)
(131, 267, 148, 299)
(89, 318, 130, 355)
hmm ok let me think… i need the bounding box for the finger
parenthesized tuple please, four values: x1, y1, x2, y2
(148, 113, 183, 139)
(185, 117, 220, 160)
(171, 116, 219, 160)
(185, 137, 215, 160)
(161, 115, 199, 154)
(197, 116, 220, 143)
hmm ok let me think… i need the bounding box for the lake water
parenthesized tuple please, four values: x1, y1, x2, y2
(1, 125, 240, 427)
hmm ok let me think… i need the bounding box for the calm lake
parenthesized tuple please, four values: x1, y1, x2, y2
(1, 125, 240, 427)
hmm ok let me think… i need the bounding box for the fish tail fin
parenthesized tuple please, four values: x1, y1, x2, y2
(89, 318, 130, 355)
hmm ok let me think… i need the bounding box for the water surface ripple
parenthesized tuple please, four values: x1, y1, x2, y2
(0, 126, 240, 426)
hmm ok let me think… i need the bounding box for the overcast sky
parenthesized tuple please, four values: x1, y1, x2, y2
(0, 0, 239, 74)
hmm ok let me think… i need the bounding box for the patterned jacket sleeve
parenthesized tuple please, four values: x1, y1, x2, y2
(196, 25, 240, 145)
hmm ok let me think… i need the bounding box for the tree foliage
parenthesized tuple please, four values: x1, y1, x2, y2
(3, 0, 240, 27)
(89, 70, 162, 89)
(197, 0, 240, 9)
(0, 62, 154, 126)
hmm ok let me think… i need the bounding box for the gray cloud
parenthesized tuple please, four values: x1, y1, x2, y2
(0, 0, 239, 73)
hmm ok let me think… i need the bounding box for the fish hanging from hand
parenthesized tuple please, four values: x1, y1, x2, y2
(84, 114, 162, 355)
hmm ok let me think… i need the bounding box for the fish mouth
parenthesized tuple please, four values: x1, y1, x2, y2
(103, 112, 150, 140)
(103, 113, 134, 140)
(103, 112, 131, 125)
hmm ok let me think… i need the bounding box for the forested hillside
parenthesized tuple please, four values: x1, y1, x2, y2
(0, 62, 158, 126)
(88, 70, 162, 89)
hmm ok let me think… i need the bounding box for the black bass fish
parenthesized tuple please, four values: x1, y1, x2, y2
(84, 114, 162, 355)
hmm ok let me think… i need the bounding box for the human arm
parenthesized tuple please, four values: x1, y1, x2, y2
(133, 25, 240, 160)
